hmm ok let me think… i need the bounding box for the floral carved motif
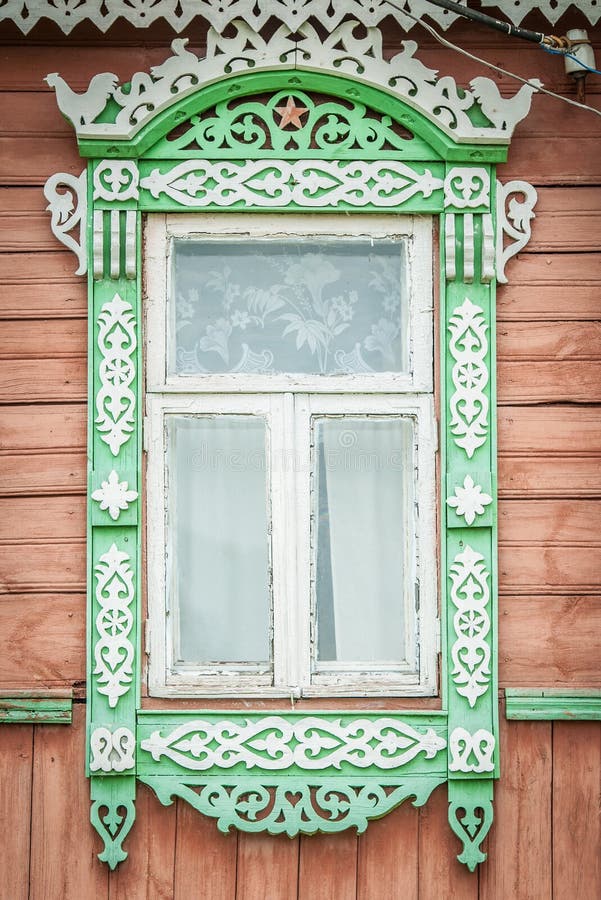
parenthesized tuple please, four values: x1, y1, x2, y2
(96, 293, 137, 456)
(94, 543, 135, 709)
(93, 161, 139, 203)
(92, 470, 138, 521)
(444, 168, 490, 210)
(140, 717, 447, 771)
(161, 90, 419, 156)
(142, 774, 446, 837)
(43, 170, 87, 276)
(448, 297, 489, 459)
(140, 159, 443, 209)
(447, 475, 493, 526)
(449, 545, 491, 707)
(449, 727, 495, 773)
(496, 179, 537, 284)
(90, 726, 136, 772)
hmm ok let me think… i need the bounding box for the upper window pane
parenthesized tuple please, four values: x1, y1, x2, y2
(170, 238, 409, 376)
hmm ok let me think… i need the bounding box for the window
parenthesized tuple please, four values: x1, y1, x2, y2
(145, 213, 437, 697)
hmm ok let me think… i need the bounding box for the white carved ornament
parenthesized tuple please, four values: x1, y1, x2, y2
(444, 168, 490, 210)
(496, 179, 537, 284)
(447, 475, 493, 526)
(43, 170, 87, 276)
(94, 543, 135, 709)
(140, 717, 447, 771)
(449, 545, 491, 707)
(95, 293, 137, 457)
(7, 1, 599, 35)
(94, 161, 140, 203)
(43, 25, 541, 144)
(448, 297, 489, 459)
(140, 159, 444, 209)
(90, 726, 136, 772)
(92, 470, 138, 521)
(449, 727, 495, 774)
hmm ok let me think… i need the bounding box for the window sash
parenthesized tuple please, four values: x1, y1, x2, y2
(146, 392, 437, 697)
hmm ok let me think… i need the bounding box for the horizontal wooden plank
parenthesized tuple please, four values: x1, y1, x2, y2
(499, 595, 601, 687)
(0, 593, 85, 686)
(0, 496, 85, 540)
(499, 455, 601, 498)
(0, 451, 86, 496)
(497, 253, 601, 322)
(0, 697, 72, 724)
(498, 500, 601, 546)
(0, 319, 86, 359)
(498, 406, 601, 454)
(525, 188, 601, 254)
(0, 359, 86, 403)
(498, 321, 601, 362)
(497, 361, 601, 403)
(0, 136, 83, 185)
(0, 541, 85, 593)
(0, 92, 74, 134)
(505, 690, 601, 720)
(499, 546, 601, 594)
(0, 403, 86, 450)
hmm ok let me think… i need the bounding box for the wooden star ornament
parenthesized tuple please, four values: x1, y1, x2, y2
(275, 96, 309, 129)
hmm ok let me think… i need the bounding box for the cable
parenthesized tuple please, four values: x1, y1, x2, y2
(423, 0, 548, 45)
(384, 0, 601, 120)
(542, 45, 601, 78)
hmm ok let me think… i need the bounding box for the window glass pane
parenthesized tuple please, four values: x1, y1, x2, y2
(167, 414, 271, 665)
(171, 238, 408, 375)
(312, 416, 414, 664)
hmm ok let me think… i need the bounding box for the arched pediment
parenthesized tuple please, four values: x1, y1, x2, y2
(47, 21, 540, 159)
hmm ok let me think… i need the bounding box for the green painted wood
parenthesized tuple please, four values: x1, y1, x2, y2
(139, 774, 446, 837)
(76, 71, 509, 164)
(0, 696, 72, 724)
(505, 690, 601, 720)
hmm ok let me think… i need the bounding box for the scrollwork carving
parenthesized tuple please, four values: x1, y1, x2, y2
(95, 293, 137, 456)
(448, 297, 489, 459)
(449, 545, 491, 707)
(93, 543, 135, 709)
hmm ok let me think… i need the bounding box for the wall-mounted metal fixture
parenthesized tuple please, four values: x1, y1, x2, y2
(564, 30, 597, 104)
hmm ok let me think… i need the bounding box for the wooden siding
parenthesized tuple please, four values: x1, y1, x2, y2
(0, 16, 600, 899)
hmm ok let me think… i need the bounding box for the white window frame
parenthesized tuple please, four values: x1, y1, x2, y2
(145, 213, 438, 698)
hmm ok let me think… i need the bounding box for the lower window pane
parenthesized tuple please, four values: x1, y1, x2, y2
(167, 414, 271, 666)
(313, 416, 414, 665)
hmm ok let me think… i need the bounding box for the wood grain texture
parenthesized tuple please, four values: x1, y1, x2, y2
(236, 833, 299, 900)
(0, 593, 85, 687)
(498, 500, 601, 546)
(497, 253, 601, 322)
(498, 406, 601, 454)
(0, 541, 86, 593)
(498, 322, 601, 362)
(0, 252, 86, 319)
(0, 725, 33, 900)
(0, 319, 87, 358)
(357, 802, 418, 900)
(479, 715, 552, 900)
(525, 188, 601, 254)
(0, 496, 85, 540)
(29, 703, 109, 900)
(109, 783, 177, 900)
(499, 456, 601, 499)
(298, 831, 357, 900)
(0, 451, 86, 496)
(417, 783, 478, 900)
(497, 361, 601, 404)
(0, 358, 86, 403)
(498, 546, 601, 594)
(0, 403, 86, 450)
(552, 722, 601, 899)
(173, 800, 237, 900)
(499, 596, 601, 688)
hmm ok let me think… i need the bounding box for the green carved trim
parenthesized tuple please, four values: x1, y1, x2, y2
(140, 774, 445, 836)
(91, 775, 136, 869)
(77, 72, 509, 164)
(448, 779, 493, 872)
(147, 88, 438, 161)
(505, 690, 601, 721)
(0, 693, 73, 724)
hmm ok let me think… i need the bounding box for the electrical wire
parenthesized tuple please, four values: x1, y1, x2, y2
(542, 44, 601, 78)
(384, 0, 601, 119)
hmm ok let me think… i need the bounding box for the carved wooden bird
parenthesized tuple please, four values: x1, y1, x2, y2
(469, 77, 543, 131)
(44, 72, 119, 127)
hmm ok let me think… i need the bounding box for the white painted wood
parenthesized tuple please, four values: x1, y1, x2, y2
(463, 213, 475, 284)
(43, 170, 87, 276)
(93, 210, 104, 280)
(445, 214, 456, 282)
(6, 1, 599, 36)
(481, 213, 496, 283)
(110, 209, 120, 280)
(496, 178, 538, 284)
(125, 210, 137, 279)
(448, 727, 495, 773)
